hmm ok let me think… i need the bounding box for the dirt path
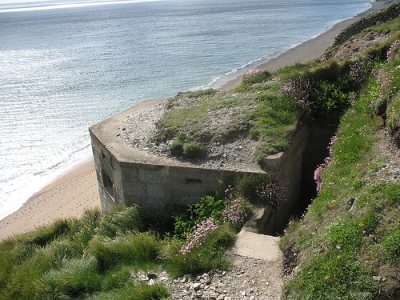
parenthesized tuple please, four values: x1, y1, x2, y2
(132, 230, 283, 300)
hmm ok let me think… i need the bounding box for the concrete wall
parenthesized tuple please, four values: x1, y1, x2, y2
(257, 125, 310, 234)
(90, 130, 265, 211)
(90, 102, 311, 234)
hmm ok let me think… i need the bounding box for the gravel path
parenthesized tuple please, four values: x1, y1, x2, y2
(132, 230, 283, 300)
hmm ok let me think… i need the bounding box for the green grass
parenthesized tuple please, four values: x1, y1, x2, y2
(159, 92, 256, 143)
(88, 232, 161, 270)
(163, 223, 235, 277)
(0, 205, 171, 299)
(284, 251, 379, 300)
(0, 193, 242, 299)
(156, 68, 302, 160)
(2, 9, 400, 299)
(281, 24, 400, 298)
(88, 282, 170, 300)
(370, 17, 400, 32)
(0, 168, 278, 299)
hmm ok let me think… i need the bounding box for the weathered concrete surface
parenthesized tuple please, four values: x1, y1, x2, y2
(231, 229, 281, 262)
(89, 99, 266, 211)
(258, 125, 310, 234)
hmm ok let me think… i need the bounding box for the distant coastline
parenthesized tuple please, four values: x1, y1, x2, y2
(212, 0, 388, 92)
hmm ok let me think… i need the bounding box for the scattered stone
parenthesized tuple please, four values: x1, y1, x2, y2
(373, 276, 387, 282)
(159, 276, 169, 282)
(192, 283, 202, 291)
(129, 251, 283, 299)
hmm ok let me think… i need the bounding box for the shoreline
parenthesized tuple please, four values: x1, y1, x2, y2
(0, 160, 100, 240)
(0, 1, 387, 241)
(212, 0, 386, 91)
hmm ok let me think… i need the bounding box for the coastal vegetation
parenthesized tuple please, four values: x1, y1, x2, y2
(1, 3, 400, 299)
(0, 175, 285, 299)
(280, 11, 400, 299)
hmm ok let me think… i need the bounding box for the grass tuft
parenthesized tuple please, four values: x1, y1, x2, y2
(88, 232, 161, 271)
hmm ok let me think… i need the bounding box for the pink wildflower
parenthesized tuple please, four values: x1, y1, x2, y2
(222, 198, 249, 228)
(180, 219, 219, 254)
(244, 68, 262, 76)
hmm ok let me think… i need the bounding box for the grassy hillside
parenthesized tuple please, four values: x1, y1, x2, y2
(0, 4, 399, 300)
(281, 11, 400, 300)
(0, 205, 240, 299)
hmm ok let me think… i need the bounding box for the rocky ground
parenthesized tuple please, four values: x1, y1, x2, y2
(118, 97, 262, 173)
(131, 231, 284, 300)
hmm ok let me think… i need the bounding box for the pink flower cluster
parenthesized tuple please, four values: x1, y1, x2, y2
(244, 68, 262, 76)
(282, 77, 313, 112)
(387, 40, 400, 62)
(256, 181, 288, 209)
(328, 135, 338, 158)
(372, 57, 398, 103)
(180, 219, 219, 254)
(314, 135, 337, 194)
(349, 61, 368, 84)
(314, 165, 325, 195)
(222, 198, 249, 228)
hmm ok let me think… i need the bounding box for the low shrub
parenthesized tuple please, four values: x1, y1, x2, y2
(182, 141, 205, 158)
(38, 256, 102, 298)
(21, 218, 71, 246)
(205, 222, 237, 249)
(170, 139, 184, 155)
(186, 89, 216, 98)
(170, 139, 205, 159)
(173, 196, 226, 238)
(235, 69, 271, 92)
(383, 228, 400, 262)
(222, 198, 250, 230)
(164, 224, 234, 277)
(88, 232, 161, 271)
(96, 206, 141, 237)
(138, 208, 174, 236)
(232, 173, 287, 207)
(180, 218, 220, 254)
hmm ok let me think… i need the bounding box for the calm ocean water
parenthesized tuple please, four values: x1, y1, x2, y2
(0, 0, 372, 219)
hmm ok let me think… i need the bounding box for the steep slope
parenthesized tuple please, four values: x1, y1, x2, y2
(281, 5, 400, 299)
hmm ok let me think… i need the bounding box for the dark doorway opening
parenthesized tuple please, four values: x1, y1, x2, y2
(293, 121, 337, 218)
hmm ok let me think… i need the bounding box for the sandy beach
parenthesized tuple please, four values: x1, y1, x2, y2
(0, 1, 386, 241)
(0, 160, 100, 240)
(214, 0, 386, 91)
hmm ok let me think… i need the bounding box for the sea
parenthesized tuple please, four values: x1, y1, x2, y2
(0, 0, 373, 220)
